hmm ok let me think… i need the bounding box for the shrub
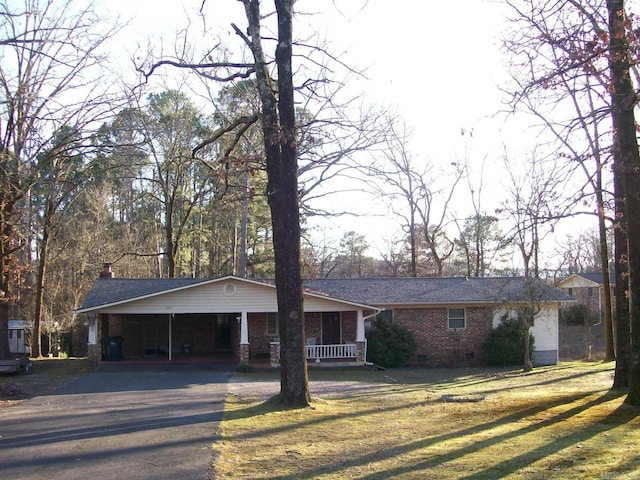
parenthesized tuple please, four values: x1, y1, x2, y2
(366, 317, 417, 368)
(482, 318, 535, 366)
(559, 304, 588, 326)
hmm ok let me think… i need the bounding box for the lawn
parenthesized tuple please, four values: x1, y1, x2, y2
(216, 362, 640, 479)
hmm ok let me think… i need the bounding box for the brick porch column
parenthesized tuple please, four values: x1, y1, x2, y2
(270, 341, 280, 367)
(356, 340, 366, 363)
(239, 344, 250, 365)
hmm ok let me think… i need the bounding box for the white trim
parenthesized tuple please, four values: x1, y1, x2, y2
(447, 307, 466, 330)
(240, 311, 249, 344)
(356, 310, 365, 342)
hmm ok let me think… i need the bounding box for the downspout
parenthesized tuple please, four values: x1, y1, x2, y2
(362, 309, 382, 365)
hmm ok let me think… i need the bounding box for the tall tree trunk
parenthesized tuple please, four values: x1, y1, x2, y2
(165, 209, 176, 278)
(612, 169, 630, 388)
(242, 0, 310, 406)
(606, 0, 640, 405)
(0, 200, 18, 359)
(239, 167, 249, 278)
(523, 322, 533, 373)
(596, 190, 616, 361)
(273, 0, 309, 406)
(32, 227, 50, 358)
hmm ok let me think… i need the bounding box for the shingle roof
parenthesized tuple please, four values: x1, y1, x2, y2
(80, 277, 212, 310)
(573, 272, 616, 285)
(304, 277, 572, 305)
(79, 275, 571, 312)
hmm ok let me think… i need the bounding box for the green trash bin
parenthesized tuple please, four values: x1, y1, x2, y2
(107, 336, 123, 361)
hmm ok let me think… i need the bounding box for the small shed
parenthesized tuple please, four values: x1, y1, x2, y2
(8, 320, 30, 355)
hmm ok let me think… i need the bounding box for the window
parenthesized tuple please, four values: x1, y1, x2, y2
(588, 287, 594, 297)
(266, 313, 279, 336)
(448, 308, 466, 329)
(567, 288, 573, 297)
(377, 310, 394, 322)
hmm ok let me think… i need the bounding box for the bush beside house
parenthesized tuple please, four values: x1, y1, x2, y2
(482, 318, 535, 366)
(366, 317, 416, 368)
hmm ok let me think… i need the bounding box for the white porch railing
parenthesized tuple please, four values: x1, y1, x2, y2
(306, 343, 357, 361)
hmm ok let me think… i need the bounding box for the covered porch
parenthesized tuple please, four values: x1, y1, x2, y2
(239, 309, 370, 366)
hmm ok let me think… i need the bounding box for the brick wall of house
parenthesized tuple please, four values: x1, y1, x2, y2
(107, 314, 123, 337)
(562, 286, 614, 323)
(231, 316, 240, 359)
(248, 313, 271, 358)
(394, 306, 493, 367)
(176, 316, 216, 354)
(342, 311, 357, 342)
(306, 312, 322, 342)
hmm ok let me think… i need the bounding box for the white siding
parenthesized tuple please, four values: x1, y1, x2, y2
(492, 304, 559, 352)
(531, 305, 559, 352)
(558, 275, 599, 288)
(99, 279, 364, 314)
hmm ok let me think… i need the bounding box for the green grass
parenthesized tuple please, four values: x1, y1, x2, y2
(215, 362, 640, 479)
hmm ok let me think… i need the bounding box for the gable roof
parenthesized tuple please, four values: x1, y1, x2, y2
(75, 275, 378, 314)
(304, 277, 571, 306)
(558, 271, 616, 288)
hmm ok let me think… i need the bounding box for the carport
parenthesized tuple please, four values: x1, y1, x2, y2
(75, 268, 376, 366)
(101, 312, 235, 361)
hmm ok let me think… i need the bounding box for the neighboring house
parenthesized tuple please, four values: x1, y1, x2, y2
(76, 266, 571, 367)
(557, 272, 616, 323)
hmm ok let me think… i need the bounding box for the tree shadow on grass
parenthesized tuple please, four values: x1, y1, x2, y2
(462, 398, 640, 479)
(352, 390, 634, 480)
(254, 390, 632, 479)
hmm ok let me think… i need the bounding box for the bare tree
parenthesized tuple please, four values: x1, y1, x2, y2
(503, 0, 617, 360)
(499, 151, 573, 278)
(454, 214, 503, 277)
(555, 229, 601, 274)
(0, 0, 122, 359)
(367, 121, 464, 277)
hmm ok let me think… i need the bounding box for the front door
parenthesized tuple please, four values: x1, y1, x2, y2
(322, 312, 341, 345)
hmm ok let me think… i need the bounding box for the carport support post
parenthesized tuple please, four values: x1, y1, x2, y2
(240, 311, 249, 364)
(168, 314, 173, 361)
(87, 314, 99, 366)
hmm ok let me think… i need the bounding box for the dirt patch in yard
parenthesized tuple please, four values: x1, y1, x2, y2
(0, 357, 93, 410)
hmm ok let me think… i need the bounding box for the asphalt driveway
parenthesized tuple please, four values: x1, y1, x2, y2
(0, 362, 233, 480)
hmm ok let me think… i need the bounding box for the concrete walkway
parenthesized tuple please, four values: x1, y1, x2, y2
(0, 362, 233, 480)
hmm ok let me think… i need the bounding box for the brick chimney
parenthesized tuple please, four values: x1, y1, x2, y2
(99, 262, 114, 278)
